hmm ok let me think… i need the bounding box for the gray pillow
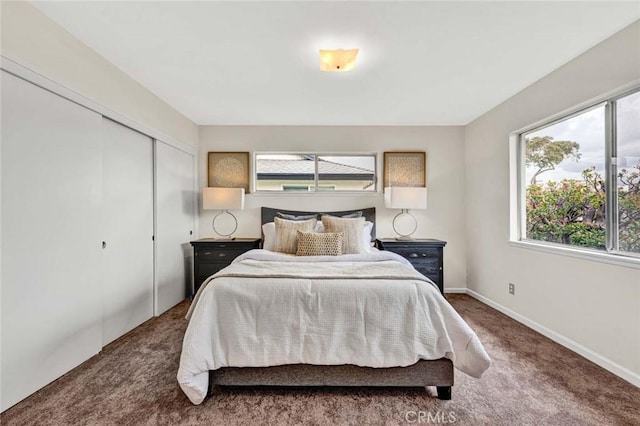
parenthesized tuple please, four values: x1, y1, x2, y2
(276, 212, 318, 221)
(323, 211, 363, 219)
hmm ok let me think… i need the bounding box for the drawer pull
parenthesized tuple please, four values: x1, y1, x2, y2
(422, 253, 427, 257)
(409, 253, 418, 258)
(218, 253, 226, 257)
(203, 252, 212, 256)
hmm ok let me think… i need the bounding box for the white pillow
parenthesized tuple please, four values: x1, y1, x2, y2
(262, 222, 276, 251)
(315, 220, 373, 252)
(362, 221, 374, 252)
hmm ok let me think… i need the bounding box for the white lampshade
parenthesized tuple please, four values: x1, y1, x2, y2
(384, 187, 427, 210)
(202, 187, 245, 211)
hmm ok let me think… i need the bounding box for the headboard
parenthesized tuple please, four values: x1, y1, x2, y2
(261, 207, 376, 242)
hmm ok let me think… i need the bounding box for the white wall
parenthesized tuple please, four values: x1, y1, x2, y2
(465, 21, 640, 383)
(0, 1, 198, 148)
(199, 125, 468, 289)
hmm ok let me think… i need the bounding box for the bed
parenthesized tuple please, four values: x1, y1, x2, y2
(178, 207, 490, 405)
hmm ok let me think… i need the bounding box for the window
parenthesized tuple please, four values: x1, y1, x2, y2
(255, 154, 376, 192)
(616, 91, 640, 252)
(519, 88, 639, 257)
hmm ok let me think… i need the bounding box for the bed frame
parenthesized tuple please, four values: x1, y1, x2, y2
(207, 207, 454, 400)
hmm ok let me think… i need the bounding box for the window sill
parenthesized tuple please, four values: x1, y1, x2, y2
(251, 191, 379, 197)
(509, 240, 640, 270)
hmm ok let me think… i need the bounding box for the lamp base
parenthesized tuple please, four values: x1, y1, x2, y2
(212, 210, 238, 238)
(392, 209, 418, 240)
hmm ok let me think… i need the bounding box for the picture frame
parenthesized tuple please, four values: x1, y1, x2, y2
(383, 151, 426, 188)
(208, 152, 250, 193)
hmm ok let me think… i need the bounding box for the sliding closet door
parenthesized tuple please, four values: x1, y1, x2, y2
(101, 118, 154, 346)
(1, 71, 103, 411)
(155, 141, 195, 315)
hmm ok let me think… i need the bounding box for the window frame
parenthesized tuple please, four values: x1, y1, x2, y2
(253, 152, 378, 194)
(513, 85, 640, 264)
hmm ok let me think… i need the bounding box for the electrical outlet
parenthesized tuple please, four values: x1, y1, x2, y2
(508, 283, 515, 295)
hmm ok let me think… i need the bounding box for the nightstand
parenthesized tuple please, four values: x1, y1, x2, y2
(376, 239, 447, 295)
(190, 238, 261, 296)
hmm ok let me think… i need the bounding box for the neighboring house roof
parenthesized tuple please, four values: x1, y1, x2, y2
(257, 158, 374, 179)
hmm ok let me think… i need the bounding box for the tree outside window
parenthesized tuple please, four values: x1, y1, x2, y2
(522, 90, 639, 255)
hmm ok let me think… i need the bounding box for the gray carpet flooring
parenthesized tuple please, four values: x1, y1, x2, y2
(2, 294, 639, 425)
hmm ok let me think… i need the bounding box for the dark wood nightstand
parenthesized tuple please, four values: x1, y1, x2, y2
(376, 239, 447, 295)
(190, 238, 261, 296)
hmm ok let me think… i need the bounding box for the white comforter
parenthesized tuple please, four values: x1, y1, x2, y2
(178, 249, 491, 404)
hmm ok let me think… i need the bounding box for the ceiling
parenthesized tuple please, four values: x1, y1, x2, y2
(32, 1, 640, 126)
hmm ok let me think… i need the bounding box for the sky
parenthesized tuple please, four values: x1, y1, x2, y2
(525, 90, 640, 185)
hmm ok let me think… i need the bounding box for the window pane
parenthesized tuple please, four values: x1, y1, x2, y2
(524, 105, 606, 250)
(616, 91, 640, 253)
(317, 155, 376, 191)
(255, 154, 315, 192)
(255, 153, 376, 192)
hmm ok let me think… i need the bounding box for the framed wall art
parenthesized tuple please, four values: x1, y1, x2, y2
(208, 152, 250, 193)
(383, 151, 426, 188)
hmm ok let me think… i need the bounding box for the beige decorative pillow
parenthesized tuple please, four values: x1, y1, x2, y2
(296, 231, 344, 256)
(274, 217, 317, 254)
(321, 215, 366, 254)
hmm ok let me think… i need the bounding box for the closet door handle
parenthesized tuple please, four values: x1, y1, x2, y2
(102, 241, 107, 249)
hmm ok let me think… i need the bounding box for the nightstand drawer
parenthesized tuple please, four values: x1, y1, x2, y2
(196, 249, 248, 261)
(391, 248, 440, 261)
(197, 241, 252, 250)
(197, 262, 226, 278)
(411, 258, 440, 275)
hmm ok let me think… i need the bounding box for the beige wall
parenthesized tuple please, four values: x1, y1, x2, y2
(0, 1, 198, 147)
(465, 21, 640, 382)
(199, 125, 468, 289)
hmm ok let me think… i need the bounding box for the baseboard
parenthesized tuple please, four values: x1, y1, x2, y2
(444, 288, 467, 294)
(465, 289, 640, 388)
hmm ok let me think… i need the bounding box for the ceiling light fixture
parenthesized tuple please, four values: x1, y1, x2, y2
(319, 49, 359, 72)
